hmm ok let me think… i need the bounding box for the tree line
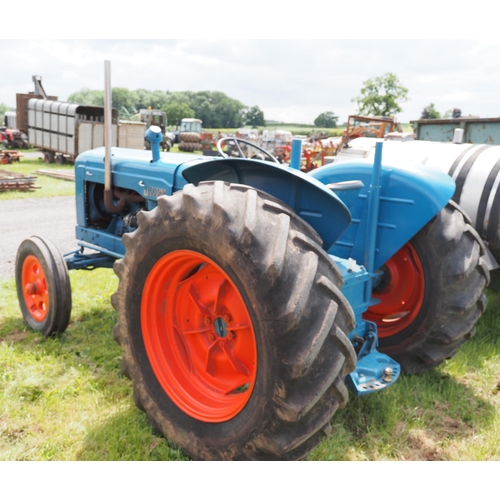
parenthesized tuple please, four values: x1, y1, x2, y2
(2, 73, 468, 130)
(67, 88, 265, 129)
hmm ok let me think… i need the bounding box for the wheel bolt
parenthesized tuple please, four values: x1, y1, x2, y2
(223, 315, 231, 323)
(208, 334, 215, 341)
(219, 340, 224, 348)
(204, 316, 212, 326)
(25, 283, 37, 295)
(383, 367, 394, 383)
(227, 332, 235, 340)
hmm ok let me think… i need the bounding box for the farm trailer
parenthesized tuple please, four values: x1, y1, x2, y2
(24, 98, 119, 164)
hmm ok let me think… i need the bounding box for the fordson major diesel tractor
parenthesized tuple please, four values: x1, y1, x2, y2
(14, 65, 490, 461)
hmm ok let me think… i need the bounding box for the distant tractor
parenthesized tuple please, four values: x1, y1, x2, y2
(175, 118, 203, 152)
(133, 108, 175, 151)
(14, 62, 491, 461)
(0, 126, 29, 149)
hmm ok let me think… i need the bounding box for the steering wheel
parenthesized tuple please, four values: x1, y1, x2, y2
(216, 137, 280, 164)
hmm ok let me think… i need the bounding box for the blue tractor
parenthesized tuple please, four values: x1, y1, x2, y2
(14, 77, 490, 459)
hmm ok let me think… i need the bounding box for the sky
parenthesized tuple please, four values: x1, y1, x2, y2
(2, 4, 499, 125)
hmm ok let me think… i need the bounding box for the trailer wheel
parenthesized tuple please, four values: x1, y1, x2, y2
(44, 152, 55, 164)
(55, 154, 66, 165)
(365, 202, 489, 374)
(112, 181, 356, 460)
(15, 236, 72, 337)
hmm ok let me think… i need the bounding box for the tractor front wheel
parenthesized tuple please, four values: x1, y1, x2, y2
(15, 236, 72, 337)
(365, 202, 489, 374)
(112, 181, 356, 460)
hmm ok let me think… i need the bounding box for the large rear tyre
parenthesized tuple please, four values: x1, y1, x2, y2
(365, 202, 489, 374)
(178, 141, 196, 152)
(112, 181, 356, 460)
(178, 132, 201, 143)
(15, 236, 72, 337)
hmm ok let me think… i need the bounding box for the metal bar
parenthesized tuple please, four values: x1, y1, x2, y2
(75, 240, 124, 259)
(290, 138, 302, 170)
(104, 60, 112, 191)
(364, 141, 383, 276)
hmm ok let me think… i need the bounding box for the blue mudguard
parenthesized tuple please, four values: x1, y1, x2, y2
(178, 157, 352, 251)
(310, 159, 456, 270)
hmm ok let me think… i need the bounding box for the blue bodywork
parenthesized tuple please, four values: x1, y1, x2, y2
(310, 158, 456, 269)
(70, 134, 456, 396)
(74, 146, 352, 257)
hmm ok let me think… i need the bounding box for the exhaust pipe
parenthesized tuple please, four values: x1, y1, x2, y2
(103, 60, 126, 214)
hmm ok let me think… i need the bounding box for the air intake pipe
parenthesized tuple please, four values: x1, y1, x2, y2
(103, 60, 126, 214)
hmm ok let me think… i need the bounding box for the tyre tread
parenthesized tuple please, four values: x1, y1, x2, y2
(112, 181, 356, 460)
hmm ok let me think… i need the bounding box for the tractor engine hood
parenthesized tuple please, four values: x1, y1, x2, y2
(75, 147, 352, 252)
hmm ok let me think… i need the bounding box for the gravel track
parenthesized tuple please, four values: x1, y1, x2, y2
(0, 196, 77, 280)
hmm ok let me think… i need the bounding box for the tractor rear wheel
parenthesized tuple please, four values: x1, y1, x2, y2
(178, 141, 195, 152)
(178, 132, 201, 143)
(365, 202, 489, 374)
(15, 236, 72, 337)
(112, 181, 356, 460)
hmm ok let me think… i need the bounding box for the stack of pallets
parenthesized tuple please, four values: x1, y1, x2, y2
(0, 169, 38, 192)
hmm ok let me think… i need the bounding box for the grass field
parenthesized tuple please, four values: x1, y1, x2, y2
(0, 157, 75, 200)
(1, 267, 499, 461)
(1, 150, 499, 461)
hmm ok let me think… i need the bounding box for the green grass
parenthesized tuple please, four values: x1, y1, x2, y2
(0, 157, 75, 200)
(1, 266, 499, 460)
(0, 270, 188, 460)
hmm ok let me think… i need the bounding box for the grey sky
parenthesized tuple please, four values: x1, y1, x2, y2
(2, 38, 499, 125)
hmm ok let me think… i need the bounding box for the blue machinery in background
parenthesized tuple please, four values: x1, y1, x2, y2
(65, 132, 456, 396)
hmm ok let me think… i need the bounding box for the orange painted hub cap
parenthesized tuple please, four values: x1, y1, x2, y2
(141, 250, 257, 422)
(364, 243, 425, 338)
(22, 255, 49, 322)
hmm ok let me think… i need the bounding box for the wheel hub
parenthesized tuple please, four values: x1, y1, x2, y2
(214, 317, 228, 338)
(21, 255, 49, 322)
(141, 250, 257, 422)
(364, 243, 425, 338)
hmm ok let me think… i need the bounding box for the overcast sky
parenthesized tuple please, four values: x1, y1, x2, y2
(3, 7, 499, 125)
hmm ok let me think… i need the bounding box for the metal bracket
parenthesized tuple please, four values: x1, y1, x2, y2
(64, 246, 117, 271)
(346, 325, 401, 396)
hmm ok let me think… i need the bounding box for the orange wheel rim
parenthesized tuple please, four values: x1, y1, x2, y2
(363, 243, 425, 338)
(141, 250, 257, 422)
(22, 255, 49, 322)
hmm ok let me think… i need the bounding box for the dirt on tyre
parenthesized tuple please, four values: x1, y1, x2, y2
(15, 236, 72, 337)
(112, 181, 356, 460)
(365, 201, 489, 374)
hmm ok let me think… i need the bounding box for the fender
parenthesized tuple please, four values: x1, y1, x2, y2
(309, 159, 456, 269)
(177, 157, 352, 251)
